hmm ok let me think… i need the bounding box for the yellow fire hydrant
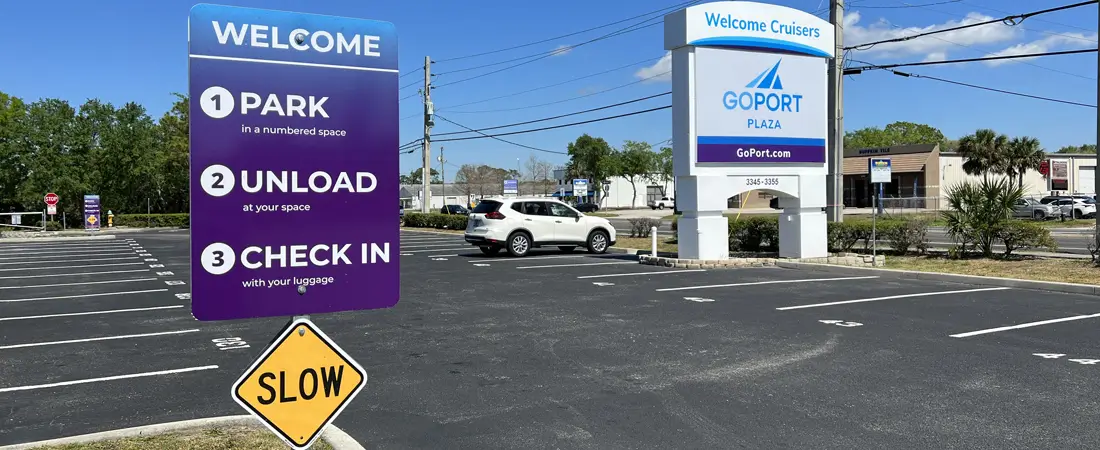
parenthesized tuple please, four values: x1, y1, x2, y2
(107, 210, 114, 227)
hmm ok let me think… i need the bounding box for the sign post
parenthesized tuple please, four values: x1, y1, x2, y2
(869, 158, 891, 265)
(83, 194, 100, 231)
(190, 4, 397, 447)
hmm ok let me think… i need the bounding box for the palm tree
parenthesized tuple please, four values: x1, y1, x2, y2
(957, 129, 1009, 181)
(1002, 136, 1045, 190)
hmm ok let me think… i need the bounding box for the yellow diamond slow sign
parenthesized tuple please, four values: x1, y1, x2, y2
(232, 318, 367, 449)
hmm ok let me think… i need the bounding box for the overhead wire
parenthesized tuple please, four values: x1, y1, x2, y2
(433, 105, 670, 143)
(845, 48, 1097, 70)
(848, 58, 1097, 107)
(435, 92, 670, 137)
(434, 0, 701, 63)
(845, 0, 1099, 50)
(434, 115, 567, 155)
(854, 0, 961, 8)
(445, 70, 671, 114)
(956, 0, 1098, 33)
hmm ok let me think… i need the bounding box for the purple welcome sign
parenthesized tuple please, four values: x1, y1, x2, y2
(189, 4, 399, 321)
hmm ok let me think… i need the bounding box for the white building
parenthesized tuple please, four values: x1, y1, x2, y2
(552, 168, 675, 209)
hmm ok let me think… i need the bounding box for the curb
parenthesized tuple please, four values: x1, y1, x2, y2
(0, 234, 117, 243)
(776, 261, 1100, 296)
(0, 415, 365, 450)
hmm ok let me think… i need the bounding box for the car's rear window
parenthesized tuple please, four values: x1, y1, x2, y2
(471, 201, 502, 214)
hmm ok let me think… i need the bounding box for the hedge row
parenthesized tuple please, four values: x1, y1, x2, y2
(402, 213, 468, 230)
(113, 214, 190, 228)
(674, 215, 929, 254)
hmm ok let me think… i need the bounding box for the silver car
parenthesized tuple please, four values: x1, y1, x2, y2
(1013, 198, 1054, 220)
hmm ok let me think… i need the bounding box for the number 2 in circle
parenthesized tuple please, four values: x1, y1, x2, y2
(211, 172, 224, 189)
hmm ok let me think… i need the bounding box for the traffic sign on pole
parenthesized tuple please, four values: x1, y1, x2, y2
(44, 193, 59, 206)
(232, 317, 366, 450)
(188, 5, 400, 321)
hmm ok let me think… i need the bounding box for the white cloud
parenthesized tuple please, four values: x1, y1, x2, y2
(634, 51, 671, 82)
(982, 32, 1099, 66)
(844, 11, 1020, 60)
(551, 44, 572, 57)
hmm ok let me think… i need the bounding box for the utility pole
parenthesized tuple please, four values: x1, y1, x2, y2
(421, 55, 433, 213)
(825, 0, 845, 222)
(438, 146, 445, 212)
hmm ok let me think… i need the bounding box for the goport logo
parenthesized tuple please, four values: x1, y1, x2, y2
(722, 60, 803, 113)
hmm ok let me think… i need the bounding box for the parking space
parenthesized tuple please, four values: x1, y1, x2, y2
(0, 234, 266, 445)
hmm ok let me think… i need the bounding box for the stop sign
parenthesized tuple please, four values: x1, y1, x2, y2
(44, 193, 59, 206)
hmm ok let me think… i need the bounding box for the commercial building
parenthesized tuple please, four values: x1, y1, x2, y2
(551, 168, 675, 209)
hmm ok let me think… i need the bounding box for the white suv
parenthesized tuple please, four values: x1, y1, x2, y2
(464, 198, 617, 257)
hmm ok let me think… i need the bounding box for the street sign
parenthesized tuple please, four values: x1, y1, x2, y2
(503, 179, 518, 195)
(232, 317, 366, 450)
(869, 158, 891, 184)
(572, 179, 589, 198)
(44, 193, 59, 206)
(188, 5, 400, 320)
(47, 205, 57, 215)
(83, 195, 100, 231)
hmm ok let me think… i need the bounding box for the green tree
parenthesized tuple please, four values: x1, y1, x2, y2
(0, 92, 28, 209)
(1002, 136, 1045, 189)
(956, 129, 1009, 180)
(566, 134, 617, 201)
(401, 168, 441, 185)
(615, 140, 657, 208)
(655, 146, 673, 195)
(1055, 144, 1097, 154)
(844, 121, 947, 150)
(941, 178, 1023, 258)
(154, 94, 190, 214)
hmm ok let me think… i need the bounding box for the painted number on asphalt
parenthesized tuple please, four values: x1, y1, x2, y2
(149, 264, 165, 268)
(165, 280, 186, 286)
(431, 258, 448, 261)
(1033, 353, 1067, 359)
(684, 297, 715, 303)
(592, 282, 615, 287)
(139, 253, 153, 257)
(820, 320, 863, 327)
(473, 263, 491, 267)
(157, 271, 175, 276)
(212, 337, 250, 351)
(175, 293, 191, 300)
(1033, 353, 1100, 366)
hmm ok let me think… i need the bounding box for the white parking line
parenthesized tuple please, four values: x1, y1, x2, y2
(400, 243, 471, 249)
(0, 305, 185, 322)
(469, 254, 626, 263)
(0, 242, 131, 251)
(775, 287, 1011, 311)
(517, 261, 637, 269)
(0, 278, 159, 290)
(0, 329, 201, 350)
(0, 365, 220, 393)
(577, 269, 706, 279)
(400, 238, 464, 243)
(402, 247, 472, 253)
(0, 289, 170, 303)
(0, 269, 149, 280)
(0, 256, 139, 266)
(0, 262, 145, 272)
(656, 276, 879, 292)
(0, 249, 137, 260)
(426, 254, 461, 258)
(949, 312, 1100, 338)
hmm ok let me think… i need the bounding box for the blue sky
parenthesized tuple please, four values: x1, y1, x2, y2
(1, 0, 1096, 180)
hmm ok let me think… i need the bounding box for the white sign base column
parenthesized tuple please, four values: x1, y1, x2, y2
(676, 175, 730, 260)
(777, 173, 828, 259)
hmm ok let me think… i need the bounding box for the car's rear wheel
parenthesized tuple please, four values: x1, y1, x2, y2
(1033, 210, 1046, 220)
(587, 230, 609, 254)
(1074, 209, 1083, 219)
(558, 246, 576, 253)
(507, 232, 531, 257)
(657, 204, 664, 210)
(479, 245, 501, 256)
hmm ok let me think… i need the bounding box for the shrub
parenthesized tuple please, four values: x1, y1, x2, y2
(728, 216, 779, 252)
(671, 215, 679, 231)
(628, 218, 662, 237)
(114, 214, 190, 228)
(941, 178, 1023, 257)
(880, 217, 930, 255)
(827, 220, 874, 252)
(997, 221, 1057, 256)
(44, 221, 62, 231)
(402, 213, 467, 230)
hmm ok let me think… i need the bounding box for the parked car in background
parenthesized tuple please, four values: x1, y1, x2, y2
(575, 203, 600, 213)
(1052, 198, 1096, 219)
(1039, 195, 1093, 205)
(463, 198, 616, 257)
(648, 197, 675, 210)
(399, 203, 405, 219)
(1013, 198, 1055, 220)
(441, 205, 469, 215)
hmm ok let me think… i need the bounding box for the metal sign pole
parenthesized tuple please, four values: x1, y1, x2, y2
(872, 187, 877, 265)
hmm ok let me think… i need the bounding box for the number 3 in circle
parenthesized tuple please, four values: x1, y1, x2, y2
(201, 243, 236, 275)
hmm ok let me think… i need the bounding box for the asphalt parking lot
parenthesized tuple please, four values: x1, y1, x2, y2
(3, 229, 1100, 449)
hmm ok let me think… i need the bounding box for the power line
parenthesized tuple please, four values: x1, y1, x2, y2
(439, 55, 665, 110)
(399, 67, 423, 79)
(845, 0, 1099, 50)
(400, 79, 421, 91)
(446, 70, 670, 114)
(434, 115, 567, 155)
(894, 0, 1098, 44)
(846, 48, 1097, 70)
(849, 58, 1097, 107)
(434, 0, 700, 63)
(855, 0, 961, 8)
(435, 92, 670, 137)
(433, 17, 665, 89)
(434, 105, 670, 143)
(957, 0, 1098, 33)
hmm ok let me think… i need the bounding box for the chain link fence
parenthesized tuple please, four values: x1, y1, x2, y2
(878, 197, 942, 214)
